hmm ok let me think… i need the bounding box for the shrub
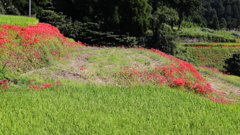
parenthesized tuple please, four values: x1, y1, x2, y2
(224, 53, 240, 76)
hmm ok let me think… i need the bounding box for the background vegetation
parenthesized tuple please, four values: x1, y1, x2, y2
(0, 0, 231, 48)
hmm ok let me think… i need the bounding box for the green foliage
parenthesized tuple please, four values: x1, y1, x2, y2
(149, 23, 177, 55)
(166, 0, 202, 29)
(50, 0, 150, 37)
(118, 0, 151, 37)
(220, 18, 227, 29)
(224, 53, 240, 76)
(0, 0, 21, 15)
(211, 14, 220, 30)
(39, 11, 138, 47)
(0, 64, 14, 80)
(0, 0, 49, 15)
(72, 21, 138, 46)
(150, 6, 179, 29)
(38, 10, 75, 38)
(202, 0, 240, 30)
(148, 6, 178, 54)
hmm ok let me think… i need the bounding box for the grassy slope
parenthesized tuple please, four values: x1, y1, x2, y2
(0, 16, 240, 134)
(0, 15, 38, 27)
(2, 46, 237, 134)
(177, 27, 240, 43)
(175, 27, 240, 71)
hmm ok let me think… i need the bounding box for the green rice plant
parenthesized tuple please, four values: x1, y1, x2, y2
(0, 81, 239, 134)
(0, 15, 38, 27)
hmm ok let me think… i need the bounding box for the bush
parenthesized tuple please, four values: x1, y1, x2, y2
(224, 53, 240, 76)
(38, 10, 138, 47)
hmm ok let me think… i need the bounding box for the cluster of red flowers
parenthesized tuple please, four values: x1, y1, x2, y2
(0, 23, 85, 73)
(210, 97, 232, 104)
(28, 81, 61, 90)
(78, 67, 85, 70)
(119, 64, 214, 94)
(118, 47, 232, 103)
(198, 65, 221, 72)
(0, 79, 9, 90)
(173, 78, 186, 86)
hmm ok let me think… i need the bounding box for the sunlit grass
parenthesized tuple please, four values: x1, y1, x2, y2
(178, 27, 237, 42)
(0, 15, 38, 27)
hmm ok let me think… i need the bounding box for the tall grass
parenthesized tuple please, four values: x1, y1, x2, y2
(1, 82, 239, 134)
(0, 15, 38, 27)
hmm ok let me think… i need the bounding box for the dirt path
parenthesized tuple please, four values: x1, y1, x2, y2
(201, 73, 240, 101)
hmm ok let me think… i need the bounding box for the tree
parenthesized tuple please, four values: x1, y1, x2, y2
(54, 0, 150, 37)
(166, 0, 202, 29)
(225, 5, 232, 17)
(148, 0, 163, 13)
(208, 9, 220, 30)
(2, 0, 50, 15)
(0, 0, 21, 15)
(150, 6, 179, 31)
(149, 6, 178, 54)
(227, 16, 232, 29)
(117, 0, 151, 37)
(212, 0, 224, 17)
(212, 15, 220, 30)
(150, 23, 177, 55)
(232, 4, 240, 27)
(219, 18, 227, 28)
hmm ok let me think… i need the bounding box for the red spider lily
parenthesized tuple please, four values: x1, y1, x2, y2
(173, 78, 186, 86)
(29, 86, 40, 89)
(1, 84, 9, 89)
(0, 79, 9, 84)
(56, 81, 61, 85)
(41, 83, 53, 88)
(79, 67, 85, 70)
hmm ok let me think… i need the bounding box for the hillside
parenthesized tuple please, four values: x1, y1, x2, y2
(0, 16, 239, 134)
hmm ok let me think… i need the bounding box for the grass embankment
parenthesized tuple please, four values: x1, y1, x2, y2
(0, 16, 239, 134)
(181, 42, 240, 47)
(177, 27, 240, 42)
(175, 44, 240, 70)
(0, 15, 38, 27)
